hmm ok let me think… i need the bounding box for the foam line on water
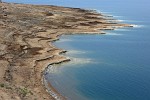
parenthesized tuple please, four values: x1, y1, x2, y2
(114, 28, 130, 31)
(46, 65, 61, 74)
(105, 32, 123, 36)
(113, 15, 123, 18)
(117, 19, 145, 23)
(97, 10, 108, 14)
(67, 50, 87, 55)
(70, 57, 95, 65)
(56, 39, 73, 43)
(132, 24, 144, 28)
(47, 57, 97, 74)
(116, 20, 125, 22)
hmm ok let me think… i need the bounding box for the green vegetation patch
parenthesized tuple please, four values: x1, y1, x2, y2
(0, 83, 12, 89)
(19, 87, 33, 97)
(0, 83, 5, 87)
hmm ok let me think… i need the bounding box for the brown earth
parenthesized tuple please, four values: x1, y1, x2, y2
(0, 2, 133, 100)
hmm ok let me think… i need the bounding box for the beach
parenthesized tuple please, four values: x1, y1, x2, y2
(0, 2, 132, 100)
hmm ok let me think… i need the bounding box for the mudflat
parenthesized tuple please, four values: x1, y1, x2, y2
(0, 2, 132, 100)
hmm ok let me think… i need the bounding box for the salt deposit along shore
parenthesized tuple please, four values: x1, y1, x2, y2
(0, 2, 133, 100)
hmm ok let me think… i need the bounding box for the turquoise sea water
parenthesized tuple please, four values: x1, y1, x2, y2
(5, 0, 150, 100)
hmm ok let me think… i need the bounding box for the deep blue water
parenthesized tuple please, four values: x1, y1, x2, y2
(4, 0, 150, 100)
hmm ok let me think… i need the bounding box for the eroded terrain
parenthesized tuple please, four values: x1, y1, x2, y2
(0, 2, 132, 100)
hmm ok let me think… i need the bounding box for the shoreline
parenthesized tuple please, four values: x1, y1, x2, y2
(0, 2, 133, 100)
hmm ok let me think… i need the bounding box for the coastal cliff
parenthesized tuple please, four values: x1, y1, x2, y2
(0, 2, 132, 100)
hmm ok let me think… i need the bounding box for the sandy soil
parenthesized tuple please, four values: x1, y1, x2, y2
(0, 2, 133, 100)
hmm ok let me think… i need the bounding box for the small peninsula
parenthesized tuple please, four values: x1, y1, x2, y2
(0, 2, 132, 100)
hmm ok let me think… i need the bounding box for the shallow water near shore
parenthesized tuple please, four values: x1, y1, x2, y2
(5, 0, 150, 100)
(45, 0, 150, 99)
(47, 26, 150, 99)
(47, 27, 150, 100)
